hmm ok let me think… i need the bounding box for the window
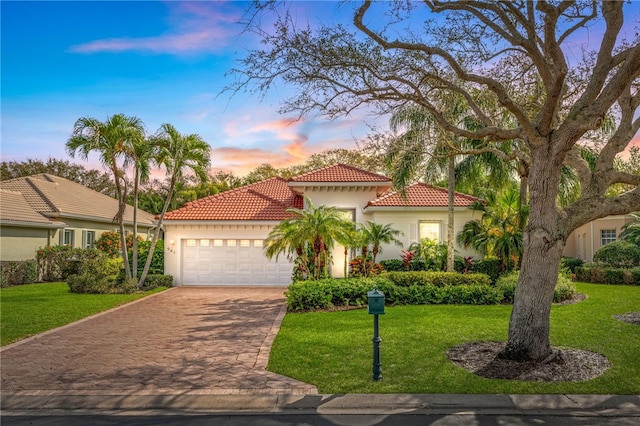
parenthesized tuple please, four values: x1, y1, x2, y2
(240, 240, 250, 247)
(62, 229, 75, 246)
(227, 240, 237, 247)
(600, 229, 616, 246)
(82, 230, 95, 248)
(254, 240, 263, 248)
(200, 239, 210, 247)
(186, 239, 197, 247)
(213, 239, 224, 247)
(419, 221, 441, 242)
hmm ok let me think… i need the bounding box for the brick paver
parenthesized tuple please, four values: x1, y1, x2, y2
(0, 287, 317, 396)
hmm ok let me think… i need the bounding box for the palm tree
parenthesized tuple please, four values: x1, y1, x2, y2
(129, 136, 157, 278)
(137, 123, 211, 288)
(359, 221, 403, 264)
(620, 213, 640, 246)
(265, 197, 353, 280)
(457, 187, 528, 271)
(66, 113, 145, 280)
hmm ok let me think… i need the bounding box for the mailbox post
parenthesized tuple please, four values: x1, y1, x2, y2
(367, 286, 385, 381)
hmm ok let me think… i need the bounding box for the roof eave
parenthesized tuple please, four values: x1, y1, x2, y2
(364, 205, 473, 212)
(0, 219, 66, 229)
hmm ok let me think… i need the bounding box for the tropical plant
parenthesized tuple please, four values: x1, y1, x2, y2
(66, 113, 146, 280)
(457, 188, 528, 271)
(264, 197, 354, 280)
(359, 221, 403, 264)
(620, 213, 640, 246)
(138, 123, 211, 288)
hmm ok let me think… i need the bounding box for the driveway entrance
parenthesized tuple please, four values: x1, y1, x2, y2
(1, 287, 316, 396)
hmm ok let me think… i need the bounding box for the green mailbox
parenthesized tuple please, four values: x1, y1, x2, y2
(367, 287, 385, 315)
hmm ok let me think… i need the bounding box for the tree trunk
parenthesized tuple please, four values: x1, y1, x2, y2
(132, 172, 139, 279)
(113, 172, 131, 281)
(138, 178, 175, 288)
(447, 155, 455, 272)
(500, 145, 565, 361)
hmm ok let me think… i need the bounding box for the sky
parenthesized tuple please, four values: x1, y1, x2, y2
(1, 1, 639, 178)
(1, 0, 373, 177)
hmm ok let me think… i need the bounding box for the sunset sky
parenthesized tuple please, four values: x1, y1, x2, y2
(1, 1, 374, 177)
(2, 1, 638, 177)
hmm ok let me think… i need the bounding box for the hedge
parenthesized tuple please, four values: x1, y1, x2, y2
(496, 271, 576, 303)
(285, 272, 499, 312)
(0, 260, 38, 287)
(383, 271, 491, 287)
(575, 265, 640, 285)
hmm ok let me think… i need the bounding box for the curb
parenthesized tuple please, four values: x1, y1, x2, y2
(2, 394, 639, 416)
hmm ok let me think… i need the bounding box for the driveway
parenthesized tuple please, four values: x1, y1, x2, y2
(0, 287, 317, 396)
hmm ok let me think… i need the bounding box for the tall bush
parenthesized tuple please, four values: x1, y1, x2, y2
(593, 241, 640, 268)
(0, 260, 38, 287)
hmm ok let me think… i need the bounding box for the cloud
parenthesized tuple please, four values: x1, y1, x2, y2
(68, 2, 242, 55)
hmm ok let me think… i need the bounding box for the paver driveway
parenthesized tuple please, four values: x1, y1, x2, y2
(1, 287, 317, 396)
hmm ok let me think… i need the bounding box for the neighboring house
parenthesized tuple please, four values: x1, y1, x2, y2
(162, 164, 483, 286)
(563, 214, 636, 262)
(0, 174, 155, 261)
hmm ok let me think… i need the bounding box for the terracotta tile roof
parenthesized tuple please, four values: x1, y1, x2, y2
(367, 183, 481, 208)
(0, 174, 155, 225)
(163, 177, 303, 221)
(290, 163, 391, 183)
(0, 189, 64, 227)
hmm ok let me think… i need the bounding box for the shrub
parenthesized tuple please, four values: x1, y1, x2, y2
(467, 258, 503, 283)
(383, 271, 491, 287)
(349, 256, 383, 277)
(95, 231, 142, 258)
(0, 260, 38, 287)
(142, 274, 173, 289)
(285, 275, 500, 312)
(67, 254, 136, 294)
(561, 256, 584, 273)
(380, 259, 404, 272)
(574, 264, 640, 285)
(129, 240, 164, 275)
(593, 241, 640, 268)
(495, 271, 576, 303)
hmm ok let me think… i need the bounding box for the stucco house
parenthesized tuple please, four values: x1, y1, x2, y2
(0, 174, 155, 261)
(563, 214, 637, 262)
(162, 164, 483, 286)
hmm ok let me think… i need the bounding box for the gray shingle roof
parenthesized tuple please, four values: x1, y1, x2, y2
(0, 189, 64, 227)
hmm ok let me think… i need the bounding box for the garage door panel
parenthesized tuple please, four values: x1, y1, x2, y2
(181, 239, 292, 286)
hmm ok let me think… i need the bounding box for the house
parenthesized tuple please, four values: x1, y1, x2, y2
(0, 174, 155, 261)
(563, 214, 636, 262)
(162, 164, 483, 286)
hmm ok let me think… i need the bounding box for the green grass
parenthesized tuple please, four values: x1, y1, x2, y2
(268, 283, 640, 394)
(0, 282, 167, 346)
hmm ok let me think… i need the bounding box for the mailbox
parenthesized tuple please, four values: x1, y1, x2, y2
(367, 286, 385, 315)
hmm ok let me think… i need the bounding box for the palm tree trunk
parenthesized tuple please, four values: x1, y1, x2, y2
(113, 171, 132, 281)
(132, 171, 139, 279)
(138, 177, 175, 288)
(447, 155, 455, 272)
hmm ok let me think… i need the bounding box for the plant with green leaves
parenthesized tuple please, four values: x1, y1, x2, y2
(265, 196, 354, 280)
(620, 213, 640, 246)
(138, 123, 211, 288)
(457, 188, 528, 272)
(66, 113, 146, 280)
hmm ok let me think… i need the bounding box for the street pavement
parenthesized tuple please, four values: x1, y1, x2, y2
(1, 286, 638, 424)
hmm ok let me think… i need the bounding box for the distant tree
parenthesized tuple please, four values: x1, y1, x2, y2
(1, 158, 116, 195)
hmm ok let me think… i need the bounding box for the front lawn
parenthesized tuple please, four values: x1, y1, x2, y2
(268, 283, 640, 394)
(0, 282, 167, 346)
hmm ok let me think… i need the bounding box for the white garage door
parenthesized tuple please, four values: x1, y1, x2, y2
(181, 238, 293, 286)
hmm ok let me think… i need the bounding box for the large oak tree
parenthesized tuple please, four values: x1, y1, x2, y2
(231, 0, 640, 361)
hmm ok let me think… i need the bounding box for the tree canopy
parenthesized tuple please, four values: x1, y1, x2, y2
(231, 0, 640, 361)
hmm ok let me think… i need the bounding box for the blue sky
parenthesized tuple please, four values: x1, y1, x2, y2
(2, 1, 639, 178)
(1, 0, 373, 176)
